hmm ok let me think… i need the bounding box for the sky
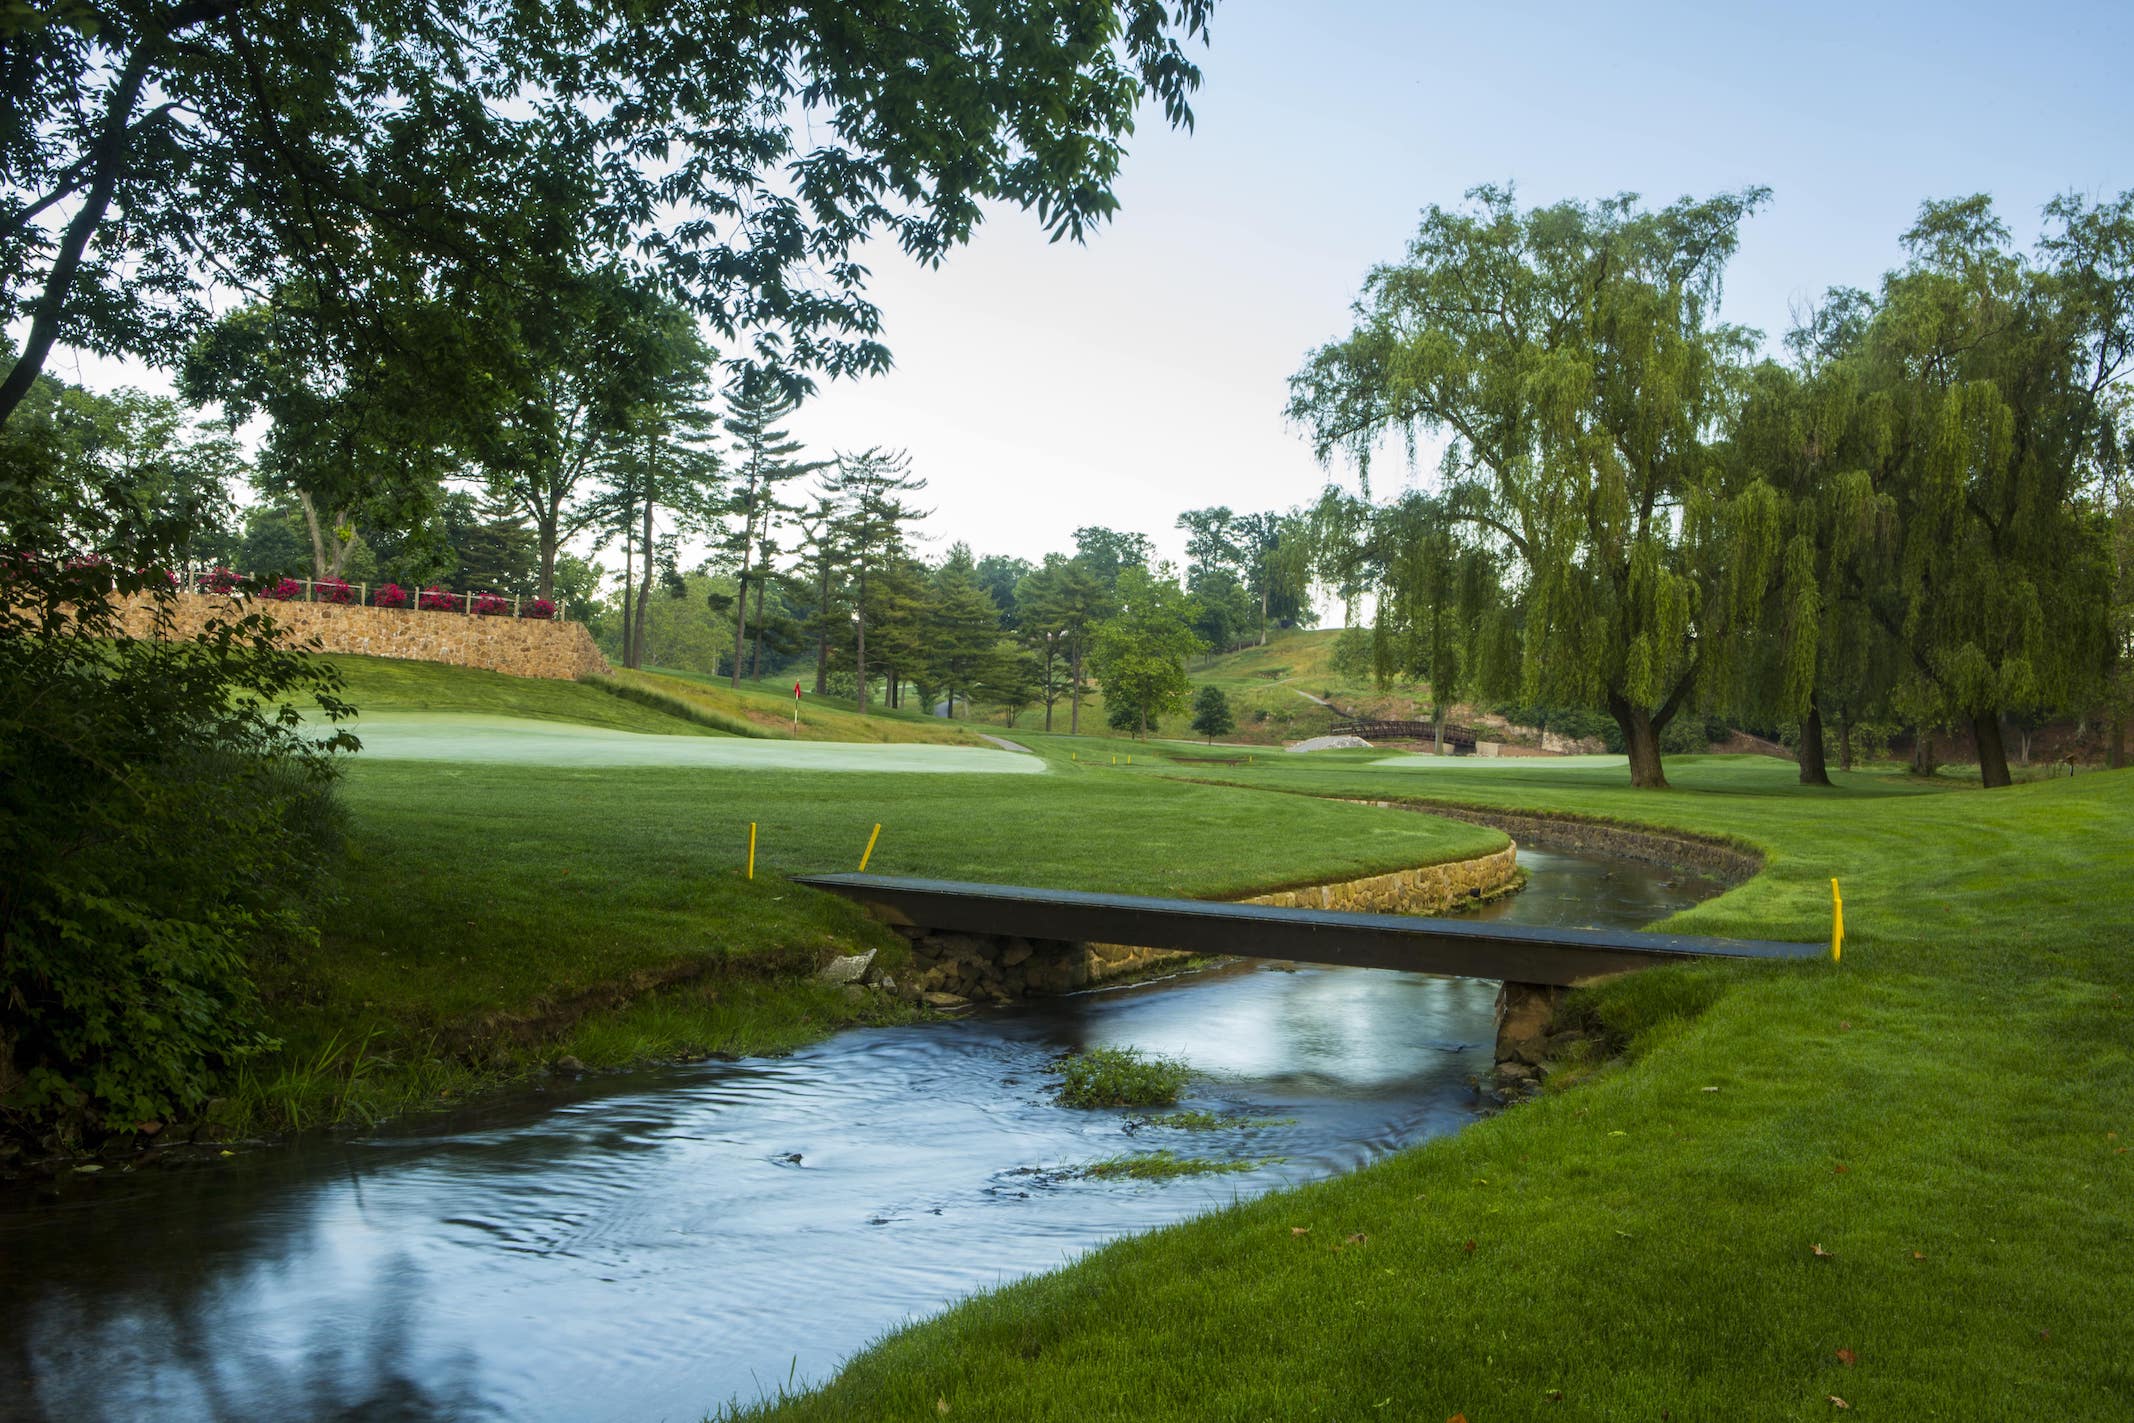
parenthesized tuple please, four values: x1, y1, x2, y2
(37, 0, 2134, 574)
(779, 0, 2134, 568)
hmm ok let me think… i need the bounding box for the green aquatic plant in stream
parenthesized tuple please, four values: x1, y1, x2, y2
(1078, 1150, 1283, 1181)
(1051, 1047, 1192, 1108)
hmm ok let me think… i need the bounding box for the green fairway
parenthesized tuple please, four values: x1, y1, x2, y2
(319, 652, 718, 735)
(239, 723, 1505, 1134)
(739, 756, 2134, 1422)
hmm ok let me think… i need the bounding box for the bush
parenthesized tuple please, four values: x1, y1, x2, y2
(471, 592, 511, 617)
(372, 582, 409, 609)
(520, 597, 556, 620)
(1053, 1047, 1193, 1108)
(1, 478, 355, 1147)
(203, 566, 243, 595)
(418, 584, 458, 611)
(316, 576, 356, 605)
(262, 576, 303, 601)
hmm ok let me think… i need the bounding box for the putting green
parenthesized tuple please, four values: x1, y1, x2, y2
(342, 713, 1045, 773)
(1372, 752, 1631, 771)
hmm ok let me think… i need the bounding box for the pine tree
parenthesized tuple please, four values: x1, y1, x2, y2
(718, 368, 823, 687)
(821, 447, 929, 709)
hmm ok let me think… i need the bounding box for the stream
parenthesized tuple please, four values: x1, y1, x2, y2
(0, 848, 1721, 1423)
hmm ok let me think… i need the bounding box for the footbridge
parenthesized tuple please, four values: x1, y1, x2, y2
(796, 873, 1826, 1071)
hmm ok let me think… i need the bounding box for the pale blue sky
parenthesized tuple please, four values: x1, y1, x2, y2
(45, 1, 2134, 573)
(787, 0, 2134, 566)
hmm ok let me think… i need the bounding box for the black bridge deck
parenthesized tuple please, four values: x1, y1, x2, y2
(797, 873, 1823, 987)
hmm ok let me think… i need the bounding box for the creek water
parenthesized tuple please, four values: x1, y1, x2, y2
(0, 849, 1720, 1423)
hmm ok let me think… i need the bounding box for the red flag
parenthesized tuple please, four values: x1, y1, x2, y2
(793, 682, 803, 699)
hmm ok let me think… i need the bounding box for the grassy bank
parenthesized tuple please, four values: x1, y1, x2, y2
(740, 756, 2134, 1421)
(230, 735, 1503, 1135)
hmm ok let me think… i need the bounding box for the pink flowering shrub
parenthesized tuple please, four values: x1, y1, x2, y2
(418, 585, 458, 611)
(204, 567, 243, 595)
(316, 576, 356, 605)
(520, 598, 556, 620)
(262, 577, 303, 601)
(471, 592, 511, 616)
(372, 582, 409, 608)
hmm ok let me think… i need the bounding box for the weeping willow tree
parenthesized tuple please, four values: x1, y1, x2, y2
(1364, 492, 1518, 753)
(1289, 186, 1784, 787)
(1804, 199, 2119, 787)
(1725, 299, 1905, 785)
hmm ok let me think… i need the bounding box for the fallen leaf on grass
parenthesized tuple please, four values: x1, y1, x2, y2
(1911, 1251, 1927, 1260)
(1700, 1085, 1720, 1093)
(1463, 1239, 1477, 1254)
(1811, 1243, 1835, 1259)
(1546, 1388, 1565, 1402)
(936, 1397, 949, 1416)
(1833, 1164, 1850, 1175)
(2039, 1329, 2051, 1341)
(1291, 1226, 1311, 1236)
(1449, 1415, 1468, 1423)
(1838, 1020, 1852, 1031)
(1836, 1348, 1856, 1366)
(1829, 1396, 1850, 1410)
(1345, 1232, 1368, 1246)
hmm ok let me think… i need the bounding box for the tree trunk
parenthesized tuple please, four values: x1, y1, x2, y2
(1606, 691, 1669, 790)
(1798, 694, 1832, 786)
(749, 567, 767, 680)
(1042, 645, 1056, 732)
(296, 492, 331, 580)
(1433, 704, 1447, 757)
(1912, 726, 1938, 778)
(2109, 714, 2127, 771)
(1973, 711, 2013, 789)
(538, 524, 559, 602)
(620, 519, 636, 669)
(1069, 643, 1083, 735)
(813, 560, 830, 695)
(633, 498, 653, 670)
(853, 562, 868, 710)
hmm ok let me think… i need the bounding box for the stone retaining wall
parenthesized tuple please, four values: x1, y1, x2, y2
(895, 843, 1523, 1007)
(1359, 800, 1762, 884)
(116, 593, 610, 681)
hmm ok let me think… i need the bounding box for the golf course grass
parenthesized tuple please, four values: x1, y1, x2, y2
(233, 662, 1506, 1134)
(724, 751, 2132, 1421)
(237, 655, 2131, 1419)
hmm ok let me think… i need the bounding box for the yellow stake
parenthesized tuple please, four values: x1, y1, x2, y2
(859, 823, 883, 872)
(1127, 754, 1132, 765)
(1111, 755, 1117, 765)
(1830, 878, 1844, 962)
(748, 822, 756, 880)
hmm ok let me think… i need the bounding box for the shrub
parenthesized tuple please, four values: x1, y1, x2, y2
(1053, 1047, 1193, 1108)
(471, 592, 511, 617)
(262, 576, 303, 601)
(372, 582, 409, 609)
(203, 566, 243, 594)
(418, 584, 458, 611)
(1, 470, 355, 1147)
(520, 597, 556, 620)
(316, 576, 356, 605)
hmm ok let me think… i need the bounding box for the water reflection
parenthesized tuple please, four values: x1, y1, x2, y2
(0, 850, 1718, 1423)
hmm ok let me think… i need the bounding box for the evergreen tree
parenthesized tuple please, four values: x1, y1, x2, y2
(717, 369, 820, 685)
(1190, 685, 1235, 743)
(927, 544, 1004, 717)
(1019, 554, 1116, 733)
(821, 447, 929, 709)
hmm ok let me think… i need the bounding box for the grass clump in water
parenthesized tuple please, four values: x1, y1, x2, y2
(1135, 1109, 1297, 1131)
(1078, 1150, 1280, 1181)
(1052, 1047, 1193, 1108)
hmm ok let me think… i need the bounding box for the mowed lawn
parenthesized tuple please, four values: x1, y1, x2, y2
(245, 730, 1504, 1133)
(741, 755, 2134, 1422)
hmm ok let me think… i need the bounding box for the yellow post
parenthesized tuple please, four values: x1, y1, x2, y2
(747, 822, 756, 880)
(1111, 755, 1117, 765)
(1127, 754, 1132, 765)
(859, 823, 883, 872)
(1830, 878, 1844, 962)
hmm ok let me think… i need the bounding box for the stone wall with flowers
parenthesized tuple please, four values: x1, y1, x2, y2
(118, 593, 610, 681)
